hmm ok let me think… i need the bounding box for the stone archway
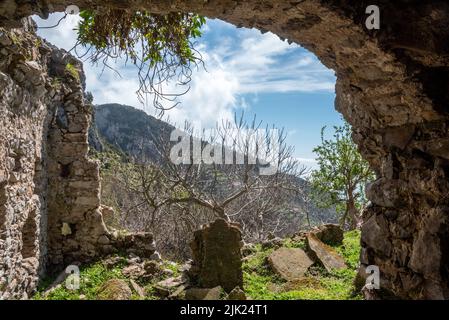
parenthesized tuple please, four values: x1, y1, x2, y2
(1, 0, 449, 299)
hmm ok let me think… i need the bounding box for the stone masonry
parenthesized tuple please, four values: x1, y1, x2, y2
(0, 19, 112, 299)
(0, 19, 155, 299)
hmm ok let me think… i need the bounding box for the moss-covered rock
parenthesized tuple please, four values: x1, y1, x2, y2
(97, 279, 132, 300)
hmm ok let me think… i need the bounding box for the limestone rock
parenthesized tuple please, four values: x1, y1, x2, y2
(157, 276, 184, 289)
(143, 260, 161, 276)
(268, 247, 314, 281)
(366, 179, 407, 208)
(361, 214, 392, 257)
(102, 256, 123, 269)
(190, 219, 243, 292)
(97, 279, 132, 300)
(382, 125, 415, 150)
(306, 234, 346, 272)
(185, 286, 223, 300)
(153, 286, 170, 298)
(227, 287, 247, 300)
(122, 264, 144, 280)
(312, 224, 344, 246)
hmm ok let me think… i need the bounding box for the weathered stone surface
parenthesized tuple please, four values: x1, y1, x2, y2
(185, 286, 222, 300)
(190, 219, 243, 293)
(143, 260, 161, 276)
(306, 234, 346, 272)
(102, 256, 123, 269)
(366, 179, 408, 208)
(268, 247, 314, 281)
(122, 265, 144, 280)
(227, 287, 247, 300)
(312, 224, 344, 246)
(114, 232, 156, 258)
(154, 276, 185, 298)
(0, 19, 157, 299)
(97, 279, 132, 300)
(361, 214, 392, 257)
(156, 276, 184, 289)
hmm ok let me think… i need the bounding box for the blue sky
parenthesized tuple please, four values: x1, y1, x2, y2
(35, 14, 343, 168)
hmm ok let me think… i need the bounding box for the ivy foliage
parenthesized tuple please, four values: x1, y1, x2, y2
(75, 8, 206, 109)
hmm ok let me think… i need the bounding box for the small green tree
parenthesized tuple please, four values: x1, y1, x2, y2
(310, 122, 374, 229)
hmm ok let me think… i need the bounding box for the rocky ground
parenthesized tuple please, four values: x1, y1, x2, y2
(32, 225, 362, 300)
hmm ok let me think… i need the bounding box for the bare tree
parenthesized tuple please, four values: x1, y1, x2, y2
(100, 116, 307, 259)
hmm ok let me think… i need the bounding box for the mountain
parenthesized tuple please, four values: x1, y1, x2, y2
(89, 103, 337, 231)
(89, 103, 174, 162)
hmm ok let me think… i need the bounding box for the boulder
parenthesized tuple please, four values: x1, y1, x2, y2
(154, 276, 185, 297)
(312, 224, 344, 246)
(122, 264, 144, 279)
(227, 287, 247, 300)
(154, 286, 170, 298)
(102, 255, 123, 269)
(185, 286, 223, 300)
(97, 279, 132, 300)
(361, 214, 392, 257)
(190, 219, 243, 292)
(143, 260, 161, 275)
(306, 234, 346, 272)
(156, 276, 184, 289)
(268, 247, 314, 281)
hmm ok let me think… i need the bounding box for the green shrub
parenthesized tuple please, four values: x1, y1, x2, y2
(65, 63, 80, 81)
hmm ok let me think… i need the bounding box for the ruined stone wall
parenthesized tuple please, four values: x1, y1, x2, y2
(0, 20, 54, 299)
(45, 51, 112, 267)
(0, 19, 113, 299)
(1, 0, 449, 299)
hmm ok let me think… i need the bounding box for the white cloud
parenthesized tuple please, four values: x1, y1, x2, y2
(35, 15, 335, 129)
(35, 13, 80, 49)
